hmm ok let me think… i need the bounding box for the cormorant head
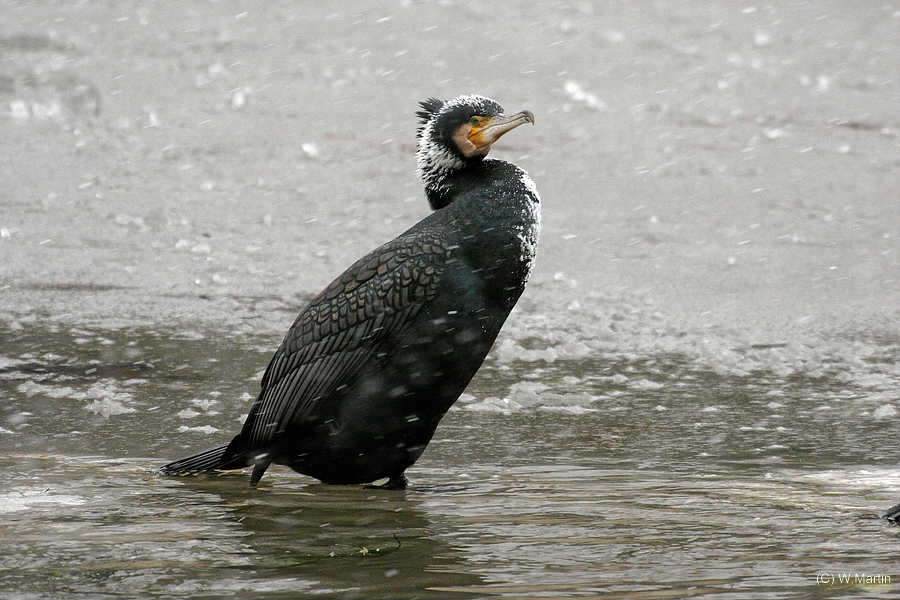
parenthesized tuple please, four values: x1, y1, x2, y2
(416, 95, 534, 207)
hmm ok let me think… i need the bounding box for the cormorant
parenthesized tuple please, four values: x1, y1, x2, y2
(160, 95, 540, 489)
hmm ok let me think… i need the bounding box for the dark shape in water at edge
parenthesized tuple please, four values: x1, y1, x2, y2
(161, 95, 540, 488)
(882, 501, 900, 523)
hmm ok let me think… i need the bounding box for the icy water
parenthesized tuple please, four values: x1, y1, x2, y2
(1, 324, 899, 599)
(2, 1, 900, 598)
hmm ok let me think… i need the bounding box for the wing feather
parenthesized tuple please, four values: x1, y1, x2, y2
(238, 228, 452, 450)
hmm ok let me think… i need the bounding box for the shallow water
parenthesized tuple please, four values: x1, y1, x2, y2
(1, 324, 898, 598)
(2, 0, 899, 598)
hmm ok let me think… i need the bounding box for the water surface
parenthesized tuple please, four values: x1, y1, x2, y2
(1, 1, 899, 597)
(1, 324, 897, 598)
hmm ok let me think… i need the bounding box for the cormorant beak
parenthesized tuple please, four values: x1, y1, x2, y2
(468, 110, 535, 151)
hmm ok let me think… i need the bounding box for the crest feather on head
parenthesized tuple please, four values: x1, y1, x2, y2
(416, 98, 445, 136)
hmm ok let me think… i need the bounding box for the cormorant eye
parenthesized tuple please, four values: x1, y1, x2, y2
(469, 117, 480, 127)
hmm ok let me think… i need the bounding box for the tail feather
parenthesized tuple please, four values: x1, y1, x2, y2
(160, 436, 269, 484)
(882, 501, 900, 523)
(159, 443, 231, 475)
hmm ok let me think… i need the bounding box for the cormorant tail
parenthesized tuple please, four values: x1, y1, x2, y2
(882, 501, 900, 523)
(159, 443, 231, 475)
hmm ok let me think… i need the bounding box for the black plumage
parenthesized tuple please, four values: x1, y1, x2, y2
(161, 95, 540, 488)
(883, 501, 900, 523)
